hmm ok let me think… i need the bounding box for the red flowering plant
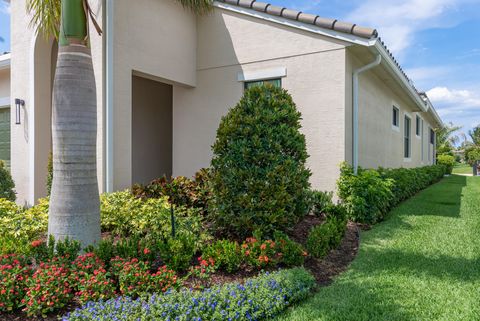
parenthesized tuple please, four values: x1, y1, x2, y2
(189, 256, 216, 280)
(0, 254, 31, 312)
(112, 257, 179, 298)
(23, 257, 73, 316)
(241, 238, 278, 269)
(70, 253, 116, 304)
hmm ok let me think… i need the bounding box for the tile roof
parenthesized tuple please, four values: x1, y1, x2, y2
(216, 0, 378, 39)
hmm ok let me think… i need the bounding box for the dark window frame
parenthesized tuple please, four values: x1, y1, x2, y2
(404, 115, 411, 158)
(392, 106, 400, 127)
(415, 115, 421, 136)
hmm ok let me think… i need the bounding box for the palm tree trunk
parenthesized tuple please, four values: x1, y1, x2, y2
(48, 0, 100, 247)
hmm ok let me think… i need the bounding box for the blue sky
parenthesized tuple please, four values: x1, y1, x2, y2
(0, 0, 479, 137)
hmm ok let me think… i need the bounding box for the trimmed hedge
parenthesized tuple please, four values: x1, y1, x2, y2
(435, 154, 455, 175)
(338, 164, 446, 224)
(62, 268, 316, 321)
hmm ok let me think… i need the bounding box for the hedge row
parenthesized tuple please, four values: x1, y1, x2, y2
(338, 164, 446, 224)
(62, 268, 316, 321)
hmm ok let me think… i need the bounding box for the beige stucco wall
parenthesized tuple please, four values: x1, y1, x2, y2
(345, 49, 436, 170)
(0, 69, 9, 99)
(173, 8, 349, 192)
(111, 0, 196, 190)
(10, 0, 104, 205)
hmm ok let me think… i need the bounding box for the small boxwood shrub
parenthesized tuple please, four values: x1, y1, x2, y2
(338, 163, 446, 224)
(437, 154, 455, 174)
(308, 190, 334, 216)
(306, 206, 347, 258)
(62, 268, 316, 321)
(211, 85, 311, 238)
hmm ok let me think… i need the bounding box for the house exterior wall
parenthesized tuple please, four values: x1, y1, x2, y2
(173, 8, 349, 192)
(345, 50, 436, 170)
(0, 69, 9, 99)
(111, 0, 196, 190)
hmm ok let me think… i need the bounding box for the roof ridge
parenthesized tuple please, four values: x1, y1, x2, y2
(215, 0, 378, 39)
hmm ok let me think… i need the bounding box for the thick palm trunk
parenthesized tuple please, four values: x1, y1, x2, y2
(48, 0, 100, 247)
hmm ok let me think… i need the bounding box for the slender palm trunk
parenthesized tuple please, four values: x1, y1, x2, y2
(48, 0, 100, 247)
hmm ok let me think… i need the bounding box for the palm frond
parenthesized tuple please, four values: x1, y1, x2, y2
(26, 0, 61, 39)
(175, 0, 214, 15)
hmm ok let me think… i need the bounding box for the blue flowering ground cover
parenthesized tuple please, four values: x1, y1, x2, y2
(62, 268, 316, 321)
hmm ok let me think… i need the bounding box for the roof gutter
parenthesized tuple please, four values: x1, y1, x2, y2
(371, 41, 428, 113)
(353, 54, 382, 175)
(0, 53, 11, 70)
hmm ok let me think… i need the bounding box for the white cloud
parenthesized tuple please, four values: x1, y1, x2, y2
(426, 86, 480, 131)
(427, 87, 480, 109)
(345, 0, 469, 56)
(0, 2, 10, 15)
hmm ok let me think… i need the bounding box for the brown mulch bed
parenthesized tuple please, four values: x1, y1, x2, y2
(0, 216, 360, 321)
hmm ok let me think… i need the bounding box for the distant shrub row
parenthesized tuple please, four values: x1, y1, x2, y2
(338, 163, 446, 224)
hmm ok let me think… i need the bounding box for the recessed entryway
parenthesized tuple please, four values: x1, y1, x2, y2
(131, 75, 173, 185)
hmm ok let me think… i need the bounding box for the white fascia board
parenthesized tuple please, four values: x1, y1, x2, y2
(0, 53, 11, 70)
(425, 99, 444, 129)
(0, 96, 9, 107)
(237, 67, 287, 82)
(213, 2, 376, 47)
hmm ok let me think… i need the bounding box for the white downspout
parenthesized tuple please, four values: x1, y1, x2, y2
(105, 0, 114, 192)
(353, 54, 381, 175)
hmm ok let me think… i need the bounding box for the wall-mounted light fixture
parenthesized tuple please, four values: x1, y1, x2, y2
(15, 99, 24, 125)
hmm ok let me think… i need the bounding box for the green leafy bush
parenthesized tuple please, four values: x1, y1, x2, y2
(306, 213, 346, 259)
(62, 268, 316, 321)
(202, 239, 242, 273)
(158, 234, 196, 272)
(0, 254, 31, 312)
(100, 191, 209, 247)
(338, 164, 446, 224)
(0, 198, 48, 254)
(337, 163, 394, 224)
(0, 160, 15, 201)
(308, 190, 334, 216)
(211, 85, 311, 238)
(273, 231, 307, 267)
(437, 154, 455, 174)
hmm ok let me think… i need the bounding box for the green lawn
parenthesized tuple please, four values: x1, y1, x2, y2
(280, 175, 480, 321)
(453, 163, 473, 175)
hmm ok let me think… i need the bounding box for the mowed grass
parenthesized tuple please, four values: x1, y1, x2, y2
(453, 163, 473, 175)
(280, 175, 480, 321)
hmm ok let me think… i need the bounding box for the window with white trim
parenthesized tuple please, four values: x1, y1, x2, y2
(392, 106, 400, 127)
(404, 115, 411, 158)
(244, 78, 281, 90)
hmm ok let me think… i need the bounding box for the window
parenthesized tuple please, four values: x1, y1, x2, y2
(244, 78, 281, 90)
(392, 106, 399, 127)
(430, 128, 435, 145)
(416, 115, 421, 136)
(421, 119, 424, 161)
(404, 115, 411, 158)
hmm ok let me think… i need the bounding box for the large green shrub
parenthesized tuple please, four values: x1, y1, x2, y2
(337, 163, 394, 224)
(437, 154, 455, 174)
(211, 85, 311, 238)
(0, 161, 15, 201)
(465, 146, 480, 166)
